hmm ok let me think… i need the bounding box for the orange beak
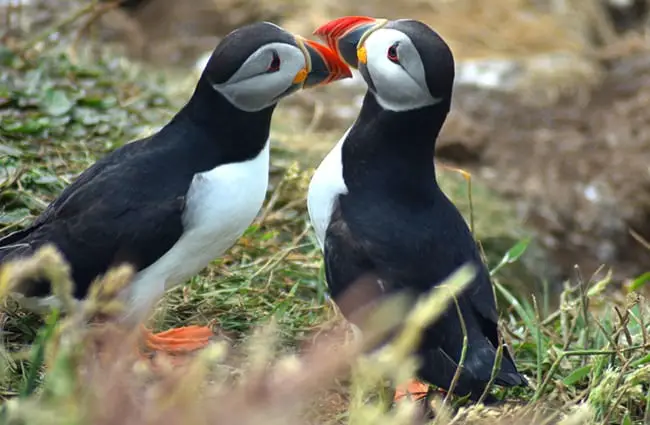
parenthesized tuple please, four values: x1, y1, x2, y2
(313, 16, 385, 69)
(294, 36, 353, 88)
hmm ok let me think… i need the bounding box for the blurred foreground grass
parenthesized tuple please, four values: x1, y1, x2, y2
(0, 37, 649, 425)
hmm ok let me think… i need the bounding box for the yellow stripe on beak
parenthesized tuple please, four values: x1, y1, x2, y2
(292, 68, 308, 84)
(357, 45, 367, 65)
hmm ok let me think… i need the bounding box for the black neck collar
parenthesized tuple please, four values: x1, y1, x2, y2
(341, 92, 451, 190)
(349, 91, 449, 159)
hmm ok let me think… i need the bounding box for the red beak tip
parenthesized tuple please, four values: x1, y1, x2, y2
(314, 16, 377, 39)
(330, 59, 353, 81)
(312, 24, 333, 38)
(302, 39, 352, 82)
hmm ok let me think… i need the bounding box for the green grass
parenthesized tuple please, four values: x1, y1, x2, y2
(0, 37, 649, 425)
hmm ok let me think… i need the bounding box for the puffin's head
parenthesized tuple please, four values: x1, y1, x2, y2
(203, 22, 352, 112)
(314, 17, 455, 112)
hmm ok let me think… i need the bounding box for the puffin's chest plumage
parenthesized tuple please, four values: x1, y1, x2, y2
(128, 140, 270, 302)
(307, 129, 350, 249)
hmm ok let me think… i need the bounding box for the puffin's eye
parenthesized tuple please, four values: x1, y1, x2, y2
(387, 43, 399, 63)
(267, 51, 281, 73)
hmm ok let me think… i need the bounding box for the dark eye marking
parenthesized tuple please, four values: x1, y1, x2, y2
(387, 42, 399, 63)
(267, 51, 281, 73)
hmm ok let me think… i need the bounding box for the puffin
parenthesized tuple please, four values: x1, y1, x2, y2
(0, 21, 352, 358)
(307, 16, 526, 403)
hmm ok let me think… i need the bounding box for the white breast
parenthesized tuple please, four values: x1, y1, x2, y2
(126, 139, 271, 318)
(307, 128, 382, 347)
(307, 128, 351, 251)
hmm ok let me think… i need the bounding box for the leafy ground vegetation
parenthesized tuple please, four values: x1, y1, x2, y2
(0, 14, 650, 425)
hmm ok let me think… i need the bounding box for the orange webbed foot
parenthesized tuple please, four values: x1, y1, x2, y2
(394, 379, 430, 402)
(140, 324, 214, 357)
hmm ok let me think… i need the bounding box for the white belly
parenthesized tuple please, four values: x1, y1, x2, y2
(307, 128, 351, 251)
(126, 139, 270, 317)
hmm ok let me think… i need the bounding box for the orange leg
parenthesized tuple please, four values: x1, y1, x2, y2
(139, 324, 214, 364)
(394, 379, 430, 402)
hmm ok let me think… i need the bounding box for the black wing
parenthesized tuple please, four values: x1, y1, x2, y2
(0, 135, 154, 246)
(0, 134, 191, 299)
(331, 190, 501, 325)
(323, 199, 388, 319)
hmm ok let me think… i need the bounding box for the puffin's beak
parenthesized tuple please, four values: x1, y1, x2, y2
(313, 16, 387, 69)
(294, 36, 352, 88)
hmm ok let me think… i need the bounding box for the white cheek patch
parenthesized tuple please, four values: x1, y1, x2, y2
(217, 73, 290, 112)
(211, 42, 306, 112)
(364, 29, 441, 112)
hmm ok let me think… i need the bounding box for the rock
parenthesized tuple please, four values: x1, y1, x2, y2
(455, 52, 604, 107)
